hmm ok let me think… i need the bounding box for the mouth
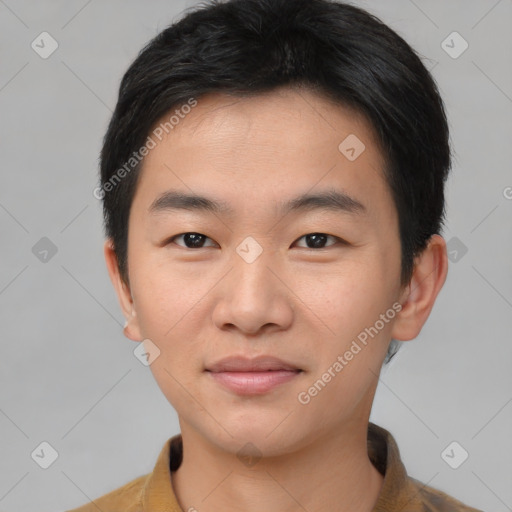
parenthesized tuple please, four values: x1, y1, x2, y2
(205, 355, 303, 395)
(205, 355, 302, 373)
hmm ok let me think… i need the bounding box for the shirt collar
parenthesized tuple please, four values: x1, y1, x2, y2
(141, 422, 413, 511)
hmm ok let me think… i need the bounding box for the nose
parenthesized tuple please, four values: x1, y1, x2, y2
(212, 248, 294, 336)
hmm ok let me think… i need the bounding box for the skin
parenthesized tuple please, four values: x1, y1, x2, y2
(104, 86, 448, 512)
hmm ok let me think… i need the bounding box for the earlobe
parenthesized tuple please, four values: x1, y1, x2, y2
(103, 239, 143, 342)
(123, 308, 142, 342)
(391, 234, 448, 342)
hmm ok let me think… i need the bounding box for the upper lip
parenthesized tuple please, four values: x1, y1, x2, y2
(205, 355, 302, 372)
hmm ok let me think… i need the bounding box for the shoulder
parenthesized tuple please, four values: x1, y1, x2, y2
(65, 473, 149, 512)
(408, 476, 484, 512)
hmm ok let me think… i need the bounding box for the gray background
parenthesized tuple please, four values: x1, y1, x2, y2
(0, 0, 511, 511)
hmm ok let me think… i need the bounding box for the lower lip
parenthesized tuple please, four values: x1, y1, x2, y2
(207, 370, 301, 395)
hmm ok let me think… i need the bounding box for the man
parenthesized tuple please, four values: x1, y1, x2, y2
(71, 0, 482, 510)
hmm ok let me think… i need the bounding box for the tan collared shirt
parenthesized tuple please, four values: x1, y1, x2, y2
(67, 422, 482, 511)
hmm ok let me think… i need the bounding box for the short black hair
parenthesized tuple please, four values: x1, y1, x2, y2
(98, 0, 451, 362)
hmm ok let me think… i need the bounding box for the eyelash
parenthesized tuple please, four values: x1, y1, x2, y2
(165, 232, 347, 250)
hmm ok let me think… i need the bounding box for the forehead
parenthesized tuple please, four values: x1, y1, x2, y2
(132, 87, 394, 225)
(167, 88, 382, 160)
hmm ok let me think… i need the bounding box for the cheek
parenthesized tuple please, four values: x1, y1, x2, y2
(130, 261, 218, 367)
(130, 247, 197, 332)
(289, 253, 398, 373)
(290, 261, 382, 336)
(129, 282, 185, 368)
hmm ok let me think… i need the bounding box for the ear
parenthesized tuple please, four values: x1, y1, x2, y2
(103, 238, 143, 342)
(391, 234, 449, 342)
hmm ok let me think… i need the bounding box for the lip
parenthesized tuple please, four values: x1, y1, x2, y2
(205, 355, 303, 395)
(205, 355, 302, 373)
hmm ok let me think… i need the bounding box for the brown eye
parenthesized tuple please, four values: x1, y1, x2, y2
(294, 233, 343, 249)
(168, 232, 216, 248)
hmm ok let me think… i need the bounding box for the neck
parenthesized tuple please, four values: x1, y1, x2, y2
(171, 419, 384, 512)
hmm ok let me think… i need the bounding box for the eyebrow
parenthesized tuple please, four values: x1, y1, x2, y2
(148, 188, 367, 218)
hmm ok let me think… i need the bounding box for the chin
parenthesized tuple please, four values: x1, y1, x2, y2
(207, 420, 308, 459)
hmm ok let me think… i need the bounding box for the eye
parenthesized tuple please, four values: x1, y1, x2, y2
(293, 233, 345, 249)
(165, 232, 346, 250)
(167, 232, 217, 249)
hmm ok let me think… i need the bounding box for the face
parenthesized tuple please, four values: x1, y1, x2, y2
(107, 87, 413, 456)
